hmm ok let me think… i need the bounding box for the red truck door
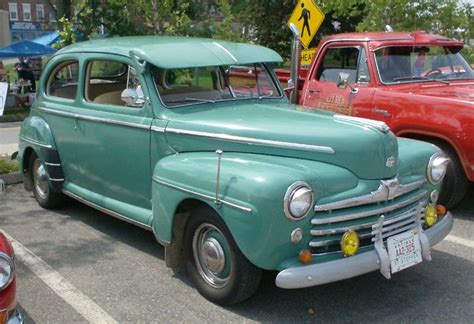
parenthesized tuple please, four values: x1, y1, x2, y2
(301, 45, 376, 118)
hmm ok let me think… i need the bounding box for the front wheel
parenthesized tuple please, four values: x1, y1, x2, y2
(435, 142, 468, 209)
(30, 153, 63, 209)
(184, 207, 261, 305)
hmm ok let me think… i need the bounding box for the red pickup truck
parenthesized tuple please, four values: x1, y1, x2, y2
(284, 31, 474, 208)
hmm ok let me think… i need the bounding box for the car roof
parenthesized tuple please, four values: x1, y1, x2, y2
(320, 31, 464, 50)
(58, 36, 283, 69)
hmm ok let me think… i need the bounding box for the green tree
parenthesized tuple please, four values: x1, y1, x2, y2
(53, 17, 76, 49)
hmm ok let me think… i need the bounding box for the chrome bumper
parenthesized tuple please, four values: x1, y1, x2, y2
(275, 212, 453, 289)
(7, 308, 24, 324)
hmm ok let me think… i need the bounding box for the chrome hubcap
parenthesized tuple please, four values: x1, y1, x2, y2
(33, 159, 49, 200)
(192, 223, 230, 288)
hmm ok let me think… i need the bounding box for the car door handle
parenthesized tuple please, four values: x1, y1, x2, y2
(372, 107, 391, 117)
(308, 89, 320, 98)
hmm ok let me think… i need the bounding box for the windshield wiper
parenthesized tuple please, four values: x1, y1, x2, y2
(393, 76, 449, 84)
(166, 97, 216, 104)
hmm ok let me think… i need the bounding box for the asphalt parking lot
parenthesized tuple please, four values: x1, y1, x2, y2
(1, 184, 473, 323)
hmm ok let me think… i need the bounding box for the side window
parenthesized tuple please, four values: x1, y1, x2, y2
(47, 61, 79, 99)
(85, 60, 144, 108)
(357, 48, 371, 83)
(317, 47, 360, 83)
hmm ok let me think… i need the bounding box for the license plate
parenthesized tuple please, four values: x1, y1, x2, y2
(387, 230, 422, 274)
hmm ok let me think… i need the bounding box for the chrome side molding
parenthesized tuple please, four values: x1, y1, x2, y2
(152, 177, 252, 213)
(334, 114, 390, 133)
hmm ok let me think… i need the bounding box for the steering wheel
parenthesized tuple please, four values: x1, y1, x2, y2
(424, 68, 443, 77)
(234, 86, 254, 97)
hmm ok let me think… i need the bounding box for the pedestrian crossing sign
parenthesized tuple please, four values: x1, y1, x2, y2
(287, 0, 325, 49)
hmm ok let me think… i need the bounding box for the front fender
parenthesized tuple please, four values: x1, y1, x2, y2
(151, 152, 358, 270)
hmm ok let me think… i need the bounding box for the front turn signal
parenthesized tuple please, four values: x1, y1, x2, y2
(436, 204, 447, 217)
(298, 249, 313, 264)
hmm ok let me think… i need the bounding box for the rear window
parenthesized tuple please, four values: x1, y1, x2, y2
(46, 60, 79, 100)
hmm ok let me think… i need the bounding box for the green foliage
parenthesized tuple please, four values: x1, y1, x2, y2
(461, 46, 474, 64)
(53, 17, 76, 49)
(0, 159, 19, 175)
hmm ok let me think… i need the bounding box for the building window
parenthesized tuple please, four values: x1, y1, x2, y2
(22, 3, 32, 21)
(36, 4, 44, 20)
(49, 5, 56, 22)
(8, 3, 18, 21)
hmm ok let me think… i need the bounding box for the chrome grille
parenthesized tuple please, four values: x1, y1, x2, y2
(310, 178, 428, 256)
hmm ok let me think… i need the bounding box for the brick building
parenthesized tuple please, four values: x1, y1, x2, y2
(0, 0, 57, 44)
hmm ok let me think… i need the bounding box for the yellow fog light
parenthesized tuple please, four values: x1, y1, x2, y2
(425, 204, 438, 227)
(340, 230, 359, 257)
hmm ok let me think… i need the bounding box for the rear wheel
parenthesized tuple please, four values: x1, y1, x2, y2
(30, 153, 63, 209)
(184, 207, 261, 305)
(435, 142, 468, 209)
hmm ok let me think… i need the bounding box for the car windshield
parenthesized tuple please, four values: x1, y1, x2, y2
(151, 63, 281, 107)
(375, 45, 474, 84)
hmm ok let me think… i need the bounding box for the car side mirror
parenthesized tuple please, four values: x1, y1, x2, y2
(336, 72, 350, 89)
(121, 88, 144, 107)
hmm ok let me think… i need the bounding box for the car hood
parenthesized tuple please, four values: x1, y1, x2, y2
(393, 81, 474, 103)
(163, 102, 398, 180)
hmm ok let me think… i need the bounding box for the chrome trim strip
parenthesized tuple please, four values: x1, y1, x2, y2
(151, 126, 166, 133)
(49, 178, 65, 182)
(334, 114, 390, 133)
(312, 190, 427, 225)
(311, 220, 374, 235)
(312, 205, 420, 236)
(152, 177, 252, 213)
(62, 189, 153, 231)
(37, 107, 151, 130)
(165, 128, 335, 154)
(45, 162, 61, 166)
(19, 136, 53, 149)
(309, 232, 372, 248)
(314, 178, 426, 212)
(213, 42, 238, 62)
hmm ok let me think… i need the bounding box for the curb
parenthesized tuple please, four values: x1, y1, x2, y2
(0, 172, 23, 185)
(0, 115, 27, 123)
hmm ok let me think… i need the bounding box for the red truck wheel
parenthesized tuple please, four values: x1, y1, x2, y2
(435, 142, 468, 209)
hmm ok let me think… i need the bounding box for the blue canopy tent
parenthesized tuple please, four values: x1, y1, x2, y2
(32, 31, 61, 47)
(0, 40, 56, 59)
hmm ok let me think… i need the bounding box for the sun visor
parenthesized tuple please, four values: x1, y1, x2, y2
(131, 40, 283, 69)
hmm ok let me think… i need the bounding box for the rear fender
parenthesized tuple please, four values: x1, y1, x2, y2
(18, 116, 64, 192)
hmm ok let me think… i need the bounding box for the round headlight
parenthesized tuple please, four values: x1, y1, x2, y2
(0, 253, 14, 290)
(427, 152, 450, 184)
(284, 181, 314, 221)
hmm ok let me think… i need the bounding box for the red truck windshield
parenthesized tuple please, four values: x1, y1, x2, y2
(374, 46, 474, 84)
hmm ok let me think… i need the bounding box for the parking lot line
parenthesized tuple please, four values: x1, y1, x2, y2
(445, 235, 474, 249)
(5, 233, 118, 324)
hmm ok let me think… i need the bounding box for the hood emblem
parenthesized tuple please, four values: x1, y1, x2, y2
(386, 156, 396, 168)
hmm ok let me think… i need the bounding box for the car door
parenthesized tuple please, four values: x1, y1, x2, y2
(73, 56, 153, 223)
(39, 58, 81, 183)
(302, 45, 376, 118)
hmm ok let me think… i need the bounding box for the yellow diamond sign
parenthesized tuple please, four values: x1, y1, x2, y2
(288, 0, 325, 49)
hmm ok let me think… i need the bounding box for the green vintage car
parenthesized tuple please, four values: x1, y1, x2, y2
(17, 36, 453, 305)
